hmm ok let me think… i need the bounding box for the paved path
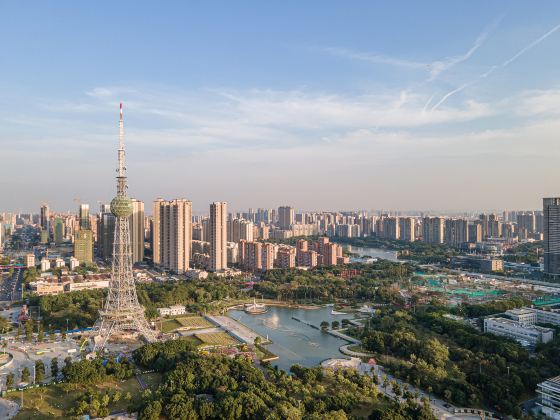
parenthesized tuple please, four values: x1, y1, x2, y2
(205, 315, 268, 344)
(177, 327, 221, 337)
(374, 367, 469, 419)
(326, 329, 361, 344)
(0, 398, 18, 419)
(339, 344, 374, 357)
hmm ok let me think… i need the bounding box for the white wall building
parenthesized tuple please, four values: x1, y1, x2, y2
(40, 258, 50, 272)
(537, 376, 560, 419)
(157, 305, 186, 316)
(484, 317, 553, 346)
(506, 307, 560, 326)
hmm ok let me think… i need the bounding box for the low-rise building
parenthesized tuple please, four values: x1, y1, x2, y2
(29, 281, 64, 296)
(484, 317, 553, 346)
(505, 308, 538, 324)
(506, 307, 560, 326)
(54, 258, 65, 268)
(25, 253, 35, 268)
(65, 280, 110, 292)
(69, 257, 79, 271)
(40, 258, 50, 272)
(537, 376, 560, 419)
(157, 305, 186, 316)
(185, 269, 209, 280)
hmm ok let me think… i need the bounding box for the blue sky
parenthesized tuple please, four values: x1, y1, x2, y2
(2, 1, 560, 213)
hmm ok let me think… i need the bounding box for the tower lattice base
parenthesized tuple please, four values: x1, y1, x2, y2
(93, 307, 157, 352)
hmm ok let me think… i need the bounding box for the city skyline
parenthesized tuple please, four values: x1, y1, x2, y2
(2, 2, 560, 211)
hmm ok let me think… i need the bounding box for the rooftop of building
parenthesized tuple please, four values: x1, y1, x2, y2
(539, 375, 560, 387)
(506, 308, 536, 316)
(486, 317, 554, 333)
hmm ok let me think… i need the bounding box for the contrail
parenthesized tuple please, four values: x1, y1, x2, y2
(428, 14, 504, 81)
(431, 23, 560, 111)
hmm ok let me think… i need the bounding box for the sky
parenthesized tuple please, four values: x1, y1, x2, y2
(1, 1, 560, 214)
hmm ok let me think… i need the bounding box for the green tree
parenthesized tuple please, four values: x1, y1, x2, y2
(141, 400, 162, 420)
(112, 391, 122, 403)
(320, 321, 329, 330)
(25, 322, 33, 342)
(5, 373, 14, 389)
(420, 338, 449, 368)
(35, 360, 45, 382)
(331, 320, 340, 329)
(37, 325, 44, 342)
(51, 357, 59, 378)
(124, 391, 132, 401)
(21, 367, 30, 383)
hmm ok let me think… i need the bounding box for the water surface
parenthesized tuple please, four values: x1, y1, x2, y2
(228, 306, 350, 371)
(345, 245, 399, 262)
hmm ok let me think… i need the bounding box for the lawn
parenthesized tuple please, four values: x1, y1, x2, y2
(7, 375, 153, 419)
(160, 318, 182, 333)
(175, 316, 213, 330)
(179, 335, 203, 346)
(195, 332, 239, 347)
(160, 316, 213, 333)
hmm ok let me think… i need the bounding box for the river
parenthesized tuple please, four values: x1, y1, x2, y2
(345, 245, 399, 262)
(228, 306, 351, 371)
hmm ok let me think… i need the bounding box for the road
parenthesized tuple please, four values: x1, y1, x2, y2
(375, 367, 461, 419)
(0, 398, 18, 419)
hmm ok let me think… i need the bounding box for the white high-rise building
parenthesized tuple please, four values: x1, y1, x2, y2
(210, 202, 228, 271)
(129, 199, 145, 263)
(152, 199, 192, 273)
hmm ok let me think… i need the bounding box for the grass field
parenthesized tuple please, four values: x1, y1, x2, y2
(161, 316, 213, 333)
(175, 316, 213, 330)
(195, 331, 239, 347)
(8, 373, 163, 419)
(160, 319, 182, 333)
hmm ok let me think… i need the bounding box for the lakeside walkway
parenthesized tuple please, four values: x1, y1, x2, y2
(205, 315, 269, 345)
(326, 329, 361, 345)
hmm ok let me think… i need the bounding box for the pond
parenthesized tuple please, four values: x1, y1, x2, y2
(228, 306, 352, 371)
(345, 245, 399, 262)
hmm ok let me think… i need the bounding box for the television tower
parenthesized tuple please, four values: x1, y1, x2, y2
(92, 103, 158, 352)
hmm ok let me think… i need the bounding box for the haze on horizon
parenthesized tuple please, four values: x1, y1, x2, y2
(1, 1, 560, 214)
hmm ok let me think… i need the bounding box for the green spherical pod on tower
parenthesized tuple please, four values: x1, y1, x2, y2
(110, 196, 133, 218)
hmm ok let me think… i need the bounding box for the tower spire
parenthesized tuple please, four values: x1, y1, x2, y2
(117, 102, 126, 197)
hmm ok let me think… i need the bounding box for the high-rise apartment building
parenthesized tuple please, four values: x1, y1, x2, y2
(544, 198, 560, 276)
(444, 219, 469, 247)
(398, 217, 416, 242)
(382, 217, 400, 240)
(468, 223, 482, 243)
(422, 217, 444, 244)
(210, 202, 228, 271)
(54, 218, 64, 245)
(79, 204, 90, 230)
(40, 204, 49, 230)
(278, 206, 295, 230)
(74, 229, 93, 264)
(152, 199, 192, 273)
(99, 210, 116, 260)
(276, 247, 296, 268)
(129, 199, 145, 263)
